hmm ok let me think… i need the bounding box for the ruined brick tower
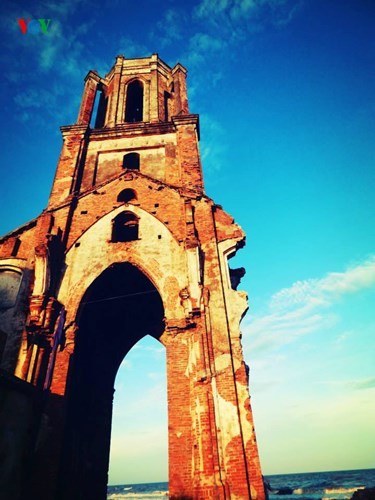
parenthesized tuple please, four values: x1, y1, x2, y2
(0, 54, 265, 499)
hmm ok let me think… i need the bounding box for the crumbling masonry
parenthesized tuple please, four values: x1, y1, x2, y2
(0, 54, 265, 500)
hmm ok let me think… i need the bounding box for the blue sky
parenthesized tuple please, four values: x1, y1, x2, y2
(1, 0, 375, 485)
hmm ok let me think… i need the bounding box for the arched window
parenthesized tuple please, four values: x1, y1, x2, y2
(112, 212, 139, 242)
(125, 80, 143, 122)
(117, 189, 137, 203)
(0, 269, 22, 309)
(123, 152, 140, 170)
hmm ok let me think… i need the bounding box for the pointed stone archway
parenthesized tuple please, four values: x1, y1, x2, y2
(59, 262, 165, 499)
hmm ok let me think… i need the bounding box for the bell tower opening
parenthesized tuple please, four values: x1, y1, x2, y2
(60, 263, 164, 500)
(125, 80, 143, 122)
(94, 87, 108, 129)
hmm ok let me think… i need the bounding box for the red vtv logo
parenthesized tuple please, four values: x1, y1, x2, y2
(18, 19, 52, 34)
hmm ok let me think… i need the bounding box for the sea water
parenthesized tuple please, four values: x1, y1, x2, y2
(107, 480, 168, 498)
(265, 468, 375, 500)
(107, 468, 375, 499)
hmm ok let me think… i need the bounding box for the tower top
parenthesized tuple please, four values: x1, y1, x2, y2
(48, 54, 200, 209)
(77, 54, 189, 128)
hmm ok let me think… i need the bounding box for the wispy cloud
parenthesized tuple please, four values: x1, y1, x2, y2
(156, 9, 185, 46)
(199, 114, 228, 173)
(271, 256, 375, 311)
(116, 37, 152, 59)
(194, 0, 303, 35)
(190, 32, 227, 52)
(243, 256, 375, 354)
(1, 1, 100, 126)
(149, 8, 189, 51)
(316, 375, 375, 392)
(150, 0, 303, 76)
(46, 0, 89, 16)
(195, 0, 257, 22)
(349, 377, 375, 391)
(132, 342, 164, 356)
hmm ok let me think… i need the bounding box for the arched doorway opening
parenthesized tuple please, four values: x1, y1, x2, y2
(108, 335, 168, 486)
(59, 263, 165, 500)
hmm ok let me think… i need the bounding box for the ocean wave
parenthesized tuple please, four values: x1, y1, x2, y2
(324, 487, 365, 494)
(273, 485, 366, 497)
(293, 488, 304, 494)
(107, 492, 168, 499)
(322, 496, 362, 500)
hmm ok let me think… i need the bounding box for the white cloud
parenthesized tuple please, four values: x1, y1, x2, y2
(271, 255, 375, 311)
(130, 342, 165, 357)
(243, 256, 375, 355)
(194, 0, 301, 27)
(149, 0, 302, 73)
(1, 2, 102, 128)
(230, 0, 258, 21)
(152, 8, 185, 48)
(14, 88, 54, 109)
(33, 0, 87, 18)
(195, 0, 229, 18)
(195, 0, 257, 21)
(190, 32, 226, 52)
(119, 359, 131, 370)
(36, 20, 90, 77)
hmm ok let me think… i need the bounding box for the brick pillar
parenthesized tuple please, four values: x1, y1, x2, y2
(77, 72, 99, 126)
(166, 325, 228, 499)
(107, 56, 123, 127)
(174, 116, 204, 192)
(149, 55, 160, 123)
(172, 64, 189, 115)
(166, 331, 194, 498)
(47, 125, 88, 209)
